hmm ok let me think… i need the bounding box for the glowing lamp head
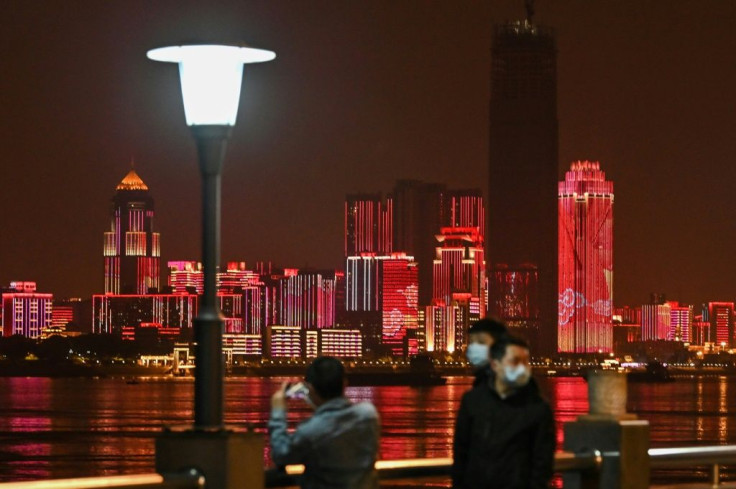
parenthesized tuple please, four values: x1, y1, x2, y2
(147, 44, 276, 126)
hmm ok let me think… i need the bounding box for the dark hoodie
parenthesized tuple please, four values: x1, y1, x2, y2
(452, 377, 555, 489)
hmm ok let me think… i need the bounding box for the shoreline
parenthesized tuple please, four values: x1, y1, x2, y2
(0, 361, 734, 379)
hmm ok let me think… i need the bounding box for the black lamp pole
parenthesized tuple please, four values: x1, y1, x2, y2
(191, 124, 232, 429)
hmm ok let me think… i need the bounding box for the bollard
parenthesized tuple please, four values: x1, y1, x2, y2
(156, 427, 263, 489)
(563, 370, 650, 489)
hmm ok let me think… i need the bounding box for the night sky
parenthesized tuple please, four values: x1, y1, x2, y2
(2, 1, 736, 308)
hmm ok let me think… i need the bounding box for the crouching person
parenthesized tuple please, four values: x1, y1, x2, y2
(268, 356, 380, 489)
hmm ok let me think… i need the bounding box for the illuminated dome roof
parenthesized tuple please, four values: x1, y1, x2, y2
(116, 169, 149, 191)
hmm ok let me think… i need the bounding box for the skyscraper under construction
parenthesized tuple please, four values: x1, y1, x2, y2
(488, 9, 559, 353)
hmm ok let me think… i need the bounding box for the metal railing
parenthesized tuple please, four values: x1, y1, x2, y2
(0, 471, 203, 489)
(264, 451, 602, 487)
(0, 445, 734, 489)
(649, 445, 736, 488)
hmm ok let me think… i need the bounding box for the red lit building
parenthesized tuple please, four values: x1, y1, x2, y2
(489, 264, 539, 344)
(432, 227, 486, 308)
(92, 293, 197, 336)
(345, 255, 380, 313)
(168, 261, 203, 294)
(443, 190, 485, 240)
(278, 270, 337, 329)
(378, 254, 419, 356)
(668, 302, 693, 343)
(558, 161, 614, 353)
(1, 282, 53, 338)
(217, 262, 260, 293)
(428, 227, 486, 353)
(641, 303, 671, 341)
(104, 169, 160, 294)
(425, 304, 465, 353)
(345, 194, 393, 256)
(708, 302, 734, 347)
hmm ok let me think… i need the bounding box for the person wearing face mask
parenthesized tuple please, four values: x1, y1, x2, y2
(452, 337, 555, 489)
(268, 356, 380, 489)
(465, 318, 508, 387)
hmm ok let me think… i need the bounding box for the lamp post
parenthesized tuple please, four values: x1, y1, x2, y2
(147, 44, 275, 431)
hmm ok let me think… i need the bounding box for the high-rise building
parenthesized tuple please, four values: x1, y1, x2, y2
(279, 270, 337, 329)
(51, 297, 85, 333)
(425, 304, 465, 353)
(558, 161, 614, 353)
(668, 302, 693, 343)
(428, 227, 486, 353)
(1, 282, 53, 339)
(489, 264, 539, 343)
(488, 18, 558, 353)
(641, 303, 671, 341)
(708, 302, 734, 347)
(432, 227, 485, 306)
(217, 262, 260, 293)
(378, 254, 419, 356)
(168, 261, 203, 294)
(104, 169, 160, 294)
(392, 180, 445, 307)
(92, 293, 196, 336)
(345, 194, 393, 256)
(442, 189, 485, 239)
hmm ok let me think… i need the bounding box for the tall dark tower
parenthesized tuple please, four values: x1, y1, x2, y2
(488, 12, 558, 353)
(392, 180, 446, 307)
(103, 169, 161, 294)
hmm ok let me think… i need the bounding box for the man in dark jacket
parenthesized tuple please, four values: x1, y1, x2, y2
(466, 318, 508, 387)
(453, 336, 555, 489)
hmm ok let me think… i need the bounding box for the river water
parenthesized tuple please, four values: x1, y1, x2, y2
(0, 374, 732, 483)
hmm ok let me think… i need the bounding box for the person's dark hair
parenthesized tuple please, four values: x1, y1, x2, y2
(490, 336, 529, 361)
(468, 317, 508, 341)
(305, 356, 345, 400)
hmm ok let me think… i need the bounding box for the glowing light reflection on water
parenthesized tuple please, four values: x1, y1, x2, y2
(0, 375, 732, 482)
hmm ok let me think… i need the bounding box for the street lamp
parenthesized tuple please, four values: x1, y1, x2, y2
(147, 44, 275, 430)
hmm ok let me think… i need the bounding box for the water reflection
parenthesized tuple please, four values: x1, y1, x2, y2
(0, 375, 732, 481)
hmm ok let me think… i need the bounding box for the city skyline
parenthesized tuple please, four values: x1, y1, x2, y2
(3, 1, 736, 308)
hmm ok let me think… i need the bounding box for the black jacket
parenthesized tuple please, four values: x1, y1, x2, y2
(452, 378, 555, 489)
(472, 366, 491, 387)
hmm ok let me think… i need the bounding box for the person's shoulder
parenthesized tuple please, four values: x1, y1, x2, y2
(352, 401, 379, 419)
(462, 383, 489, 403)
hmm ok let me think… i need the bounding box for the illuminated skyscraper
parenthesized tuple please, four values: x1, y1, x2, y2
(488, 18, 558, 353)
(432, 227, 486, 312)
(668, 302, 693, 343)
(708, 302, 734, 347)
(345, 194, 393, 256)
(558, 161, 613, 353)
(279, 270, 337, 329)
(443, 189, 485, 239)
(378, 254, 419, 356)
(104, 169, 160, 294)
(428, 227, 486, 352)
(641, 303, 671, 341)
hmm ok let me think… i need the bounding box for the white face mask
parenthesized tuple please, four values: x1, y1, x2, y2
(466, 343, 490, 368)
(503, 364, 531, 387)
